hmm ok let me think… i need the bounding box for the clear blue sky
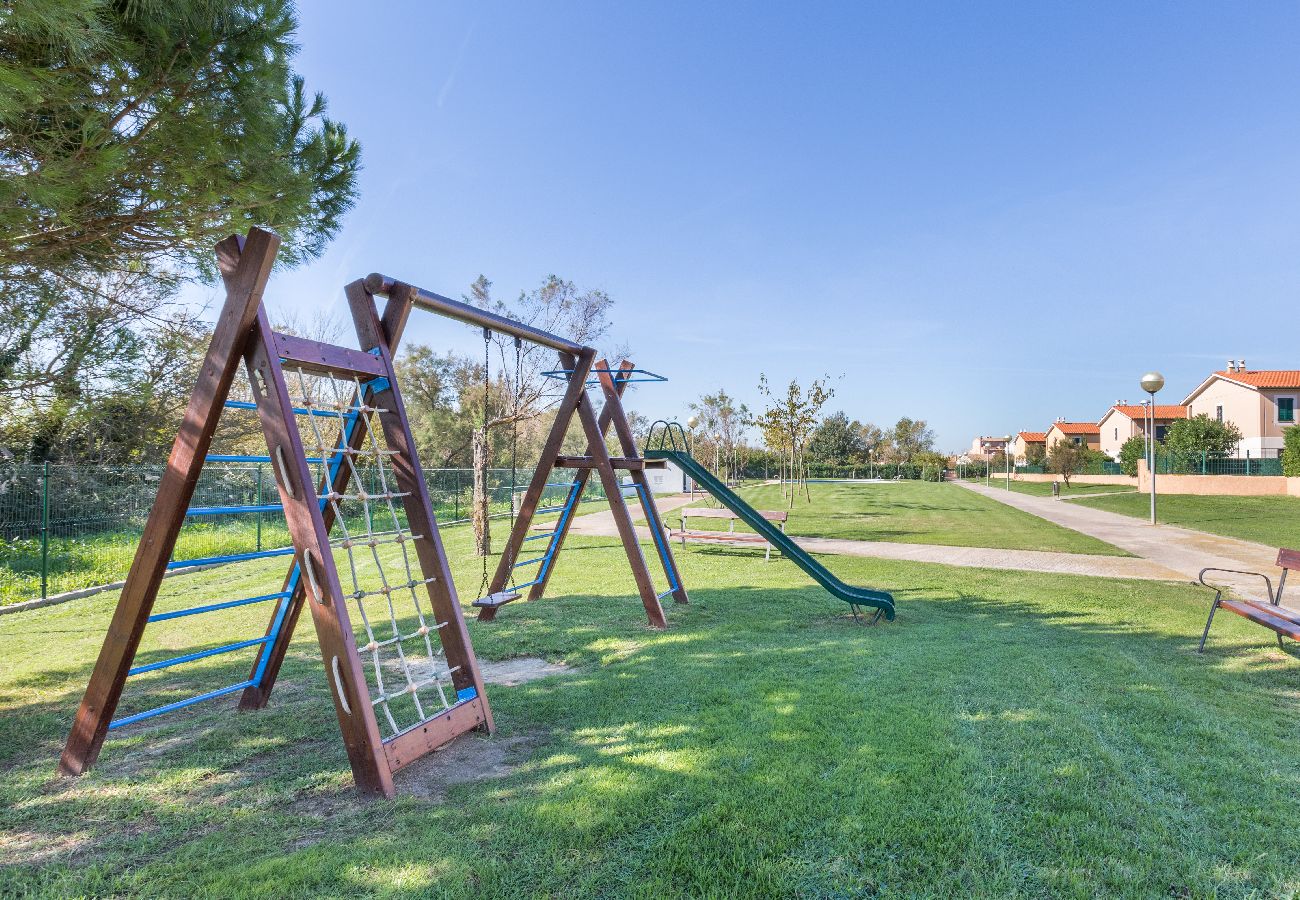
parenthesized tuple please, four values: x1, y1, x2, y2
(193, 2, 1300, 450)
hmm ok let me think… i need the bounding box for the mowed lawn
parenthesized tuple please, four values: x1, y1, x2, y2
(3, 523, 1300, 896)
(999, 481, 1137, 498)
(1073, 492, 1300, 547)
(672, 481, 1127, 556)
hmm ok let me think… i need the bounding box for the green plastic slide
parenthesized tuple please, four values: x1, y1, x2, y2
(645, 449, 896, 620)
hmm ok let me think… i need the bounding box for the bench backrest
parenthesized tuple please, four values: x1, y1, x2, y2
(681, 507, 788, 523)
(1277, 548, 1300, 570)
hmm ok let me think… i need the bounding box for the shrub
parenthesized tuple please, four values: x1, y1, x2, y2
(1118, 435, 1162, 477)
(1284, 427, 1300, 477)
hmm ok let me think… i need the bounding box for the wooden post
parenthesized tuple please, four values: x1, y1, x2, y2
(594, 359, 689, 605)
(59, 228, 281, 777)
(347, 280, 493, 734)
(239, 280, 420, 710)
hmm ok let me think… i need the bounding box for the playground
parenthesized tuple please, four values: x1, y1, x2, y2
(1, 229, 1299, 897)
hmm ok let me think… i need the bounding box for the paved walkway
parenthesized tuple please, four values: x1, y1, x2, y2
(568, 495, 1183, 582)
(956, 480, 1280, 595)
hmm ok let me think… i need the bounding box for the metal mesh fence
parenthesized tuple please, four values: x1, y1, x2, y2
(0, 462, 606, 606)
(1152, 452, 1284, 476)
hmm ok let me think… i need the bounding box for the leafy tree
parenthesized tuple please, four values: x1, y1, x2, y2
(1117, 434, 1162, 477)
(890, 417, 935, 462)
(1024, 442, 1047, 467)
(465, 275, 616, 556)
(1163, 414, 1242, 466)
(1048, 441, 1104, 487)
(914, 450, 948, 482)
(688, 389, 749, 482)
(752, 374, 834, 506)
(807, 412, 865, 466)
(1284, 427, 1300, 477)
(1, 0, 360, 290)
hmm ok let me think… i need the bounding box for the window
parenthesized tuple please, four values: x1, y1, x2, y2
(1114, 427, 1118, 440)
(1279, 397, 1296, 423)
(1155, 425, 1168, 442)
(1215, 405, 1223, 422)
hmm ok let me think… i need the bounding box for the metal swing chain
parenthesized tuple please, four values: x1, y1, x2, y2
(477, 327, 492, 599)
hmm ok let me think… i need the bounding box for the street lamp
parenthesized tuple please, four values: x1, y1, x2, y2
(1002, 435, 1012, 490)
(1140, 371, 1165, 524)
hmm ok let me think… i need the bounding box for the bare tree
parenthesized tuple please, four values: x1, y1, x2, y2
(752, 374, 834, 506)
(465, 275, 615, 555)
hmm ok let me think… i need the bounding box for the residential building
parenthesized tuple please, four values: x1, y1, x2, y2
(1181, 361, 1300, 457)
(1044, 420, 1101, 452)
(1097, 403, 1188, 459)
(967, 435, 1010, 460)
(1010, 431, 1046, 464)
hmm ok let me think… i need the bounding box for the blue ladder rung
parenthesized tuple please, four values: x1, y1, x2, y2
(128, 636, 272, 677)
(511, 579, 541, 591)
(656, 588, 675, 600)
(204, 454, 325, 464)
(108, 680, 256, 730)
(512, 555, 550, 569)
(544, 482, 578, 488)
(224, 399, 358, 421)
(523, 532, 556, 542)
(536, 505, 567, 514)
(186, 504, 284, 516)
(167, 547, 295, 570)
(148, 590, 291, 623)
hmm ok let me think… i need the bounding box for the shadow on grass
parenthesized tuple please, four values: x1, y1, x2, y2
(5, 572, 1300, 894)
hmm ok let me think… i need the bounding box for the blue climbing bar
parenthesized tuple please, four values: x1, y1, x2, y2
(108, 680, 257, 730)
(147, 590, 292, 623)
(127, 636, 272, 677)
(185, 504, 284, 517)
(166, 547, 295, 570)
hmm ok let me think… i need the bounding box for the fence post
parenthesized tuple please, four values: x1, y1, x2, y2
(40, 461, 50, 600)
(255, 464, 263, 552)
(454, 469, 460, 521)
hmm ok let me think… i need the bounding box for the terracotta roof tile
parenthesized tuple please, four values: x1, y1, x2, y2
(1017, 431, 1046, 442)
(1050, 422, 1100, 435)
(1109, 405, 1188, 421)
(1215, 370, 1300, 389)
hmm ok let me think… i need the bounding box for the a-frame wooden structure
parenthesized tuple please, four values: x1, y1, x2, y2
(59, 229, 492, 797)
(359, 275, 689, 629)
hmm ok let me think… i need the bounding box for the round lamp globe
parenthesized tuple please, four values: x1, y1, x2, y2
(1140, 372, 1165, 394)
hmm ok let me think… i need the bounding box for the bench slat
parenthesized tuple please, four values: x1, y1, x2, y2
(680, 507, 787, 522)
(1221, 600, 1300, 640)
(672, 530, 769, 544)
(1277, 548, 1300, 570)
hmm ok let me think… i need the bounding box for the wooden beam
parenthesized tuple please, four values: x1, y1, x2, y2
(554, 455, 667, 470)
(59, 228, 281, 777)
(243, 305, 394, 797)
(594, 359, 689, 605)
(272, 331, 388, 378)
(348, 280, 494, 734)
(571, 355, 667, 628)
(241, 281, 417, 709)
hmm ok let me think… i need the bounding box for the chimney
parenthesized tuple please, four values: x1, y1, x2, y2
(1240, 358, 1246, 372)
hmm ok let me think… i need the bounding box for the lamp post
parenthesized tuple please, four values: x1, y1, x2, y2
(685, 415, 699, 493)
(1003, 435, 1012, 490)
(1140, 371, 1165, 524)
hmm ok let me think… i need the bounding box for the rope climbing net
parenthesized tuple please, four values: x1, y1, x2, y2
(290, 367, 459, 737)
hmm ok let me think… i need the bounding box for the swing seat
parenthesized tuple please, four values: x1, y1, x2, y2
(472, 591, 522, 610)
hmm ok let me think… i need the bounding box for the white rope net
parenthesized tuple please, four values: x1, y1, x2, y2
(291, 367, 461, 738)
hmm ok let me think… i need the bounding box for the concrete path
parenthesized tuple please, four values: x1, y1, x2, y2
(956, 480, 1280, 596)
(568, 494, 1182, 582)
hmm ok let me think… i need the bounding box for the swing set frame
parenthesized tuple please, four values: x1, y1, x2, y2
(362, 273, 689, 629)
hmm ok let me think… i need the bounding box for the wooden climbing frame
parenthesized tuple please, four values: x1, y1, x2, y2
(59, 229, 492, 797)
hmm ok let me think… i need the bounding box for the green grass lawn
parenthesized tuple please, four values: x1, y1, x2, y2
(4, 522, 1299, 896)
(1072, 492, 1300, 547)
(990, 481, 1138, 498)
(667, 481, 1128, 556)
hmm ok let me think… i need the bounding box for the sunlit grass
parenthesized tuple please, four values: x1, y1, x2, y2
(2, 521, 1299, 896)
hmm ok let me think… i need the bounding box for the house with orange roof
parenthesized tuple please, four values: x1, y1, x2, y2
(1044, 420, 1101, 453)
(1010, 431, 1046, 464)
(1181, 360, 1300, 457)
(1097, 403, 1188, 459)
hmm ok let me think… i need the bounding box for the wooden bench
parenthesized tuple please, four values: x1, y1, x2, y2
(670, 507, 787, 561)
(1199, 549, 1300, 651)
